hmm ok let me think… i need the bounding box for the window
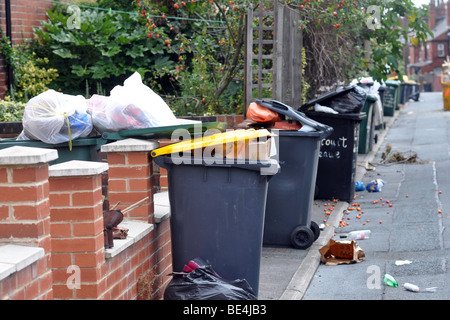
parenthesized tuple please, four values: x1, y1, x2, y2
(438, 43, 445, 57)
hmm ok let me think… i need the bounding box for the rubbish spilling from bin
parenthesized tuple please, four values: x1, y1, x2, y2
(86, 72, 178, 132)
(151, 128, 274, 162)
(164, 257, 257, 300)
(300, 85, 367, 114)
(16, 72, 181, 147)
(17, 90, 93, 147)
(313, 103, 338, 114)
(351, 77, 384, 131)
(318, 239, 365, 265)
(242, 99, 333, 135)
(247, 101, 282, 123)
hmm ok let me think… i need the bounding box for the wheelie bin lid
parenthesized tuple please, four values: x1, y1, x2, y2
(299, 85, 367, 114)
(304, 111, 367, 122)
(366, 94, 377, 102)
(101, 121, 227, 141)
(299, 85, 358, 108)
(385, 80, 400, 87)
(153, 152, 279, 175)
(152, 128, 279, 176)
(255, 99, 333, 139)
(0, 136, 105, 150)
(150, 128, 271, 157)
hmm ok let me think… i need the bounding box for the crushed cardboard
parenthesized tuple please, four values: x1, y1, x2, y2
(319, 239, 365, 265)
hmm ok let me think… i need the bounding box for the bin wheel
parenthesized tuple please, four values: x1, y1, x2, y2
(290, 226, 314, 249)
(310, 221, 320, 241)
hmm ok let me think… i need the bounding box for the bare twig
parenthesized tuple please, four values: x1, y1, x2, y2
(122, 197, 150, 214)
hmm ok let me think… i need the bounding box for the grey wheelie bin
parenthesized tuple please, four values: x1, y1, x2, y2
(151, 129, 279, 296)
(255, 100, 333, 249)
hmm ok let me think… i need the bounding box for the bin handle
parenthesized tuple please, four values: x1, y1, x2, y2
(255, 99, 333, 139)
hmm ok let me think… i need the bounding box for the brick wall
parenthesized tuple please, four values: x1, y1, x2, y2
(0, 139, 172, 300)
(0, 146, 57, 299)
(49, 162, 106, 299)
(0, 0, 60, 44)
(0, 59, 7, 98)
(100, 138, 172, 300)
(0, 0, 60, 97)
(0, 245, 53, 299)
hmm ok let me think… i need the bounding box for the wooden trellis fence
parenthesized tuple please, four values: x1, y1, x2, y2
(245, 1, 303, 112)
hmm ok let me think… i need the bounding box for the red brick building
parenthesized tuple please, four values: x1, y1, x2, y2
(0, 0, 69, 98)
(407, 0, 450, 91)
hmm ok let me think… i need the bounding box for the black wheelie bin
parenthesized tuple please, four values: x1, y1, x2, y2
(300, 85, 367, 202)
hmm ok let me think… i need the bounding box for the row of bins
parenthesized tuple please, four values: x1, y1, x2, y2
(152, 101, 334, 295)
(0, 87, 377, 297)
(151, 91, 370, 296)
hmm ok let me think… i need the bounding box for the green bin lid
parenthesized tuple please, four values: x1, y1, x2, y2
(385, 80, 400, 87)
(366, 94, 377, 102)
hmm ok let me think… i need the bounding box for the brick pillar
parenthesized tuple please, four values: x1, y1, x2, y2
(48, 160, 108, 299)
(0, 145, 58, 299)
(101, 138, 159, 224)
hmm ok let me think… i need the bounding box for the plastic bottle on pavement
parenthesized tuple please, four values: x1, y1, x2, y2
(403, 283, 419, 292)
(348, 230, 371, 240)
(383, 274, 398, 287)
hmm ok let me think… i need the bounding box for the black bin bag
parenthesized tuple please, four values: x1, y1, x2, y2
(300, 85, 367, 114)
(164, 258, 257, 300)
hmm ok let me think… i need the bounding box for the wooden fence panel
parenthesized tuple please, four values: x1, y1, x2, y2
(245, 2, 302, 112)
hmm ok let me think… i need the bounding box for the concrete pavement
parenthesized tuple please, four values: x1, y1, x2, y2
(302, 92, 450, 300)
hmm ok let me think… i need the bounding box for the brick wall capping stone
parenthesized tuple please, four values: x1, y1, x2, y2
(105, 220, 154, 259)
(154, 191, 170, 223)
(49, 160, 108, 177)
(101, 138, 159, 153)
(0, 146, 58, 165)
(0, 245, 44, 281)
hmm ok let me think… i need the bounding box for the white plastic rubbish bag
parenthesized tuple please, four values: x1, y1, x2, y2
(86, 72, 178, 132)
(18, 90, 93, 144)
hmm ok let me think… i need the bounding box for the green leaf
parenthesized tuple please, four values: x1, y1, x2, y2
(153, 56, 174, 69)
(100, 44, 121, 57)
(52, 48, 78, 59)
(71, 65, 89, 77)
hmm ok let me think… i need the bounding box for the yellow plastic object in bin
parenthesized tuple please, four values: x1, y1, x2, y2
(150, 129, 271, 157)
